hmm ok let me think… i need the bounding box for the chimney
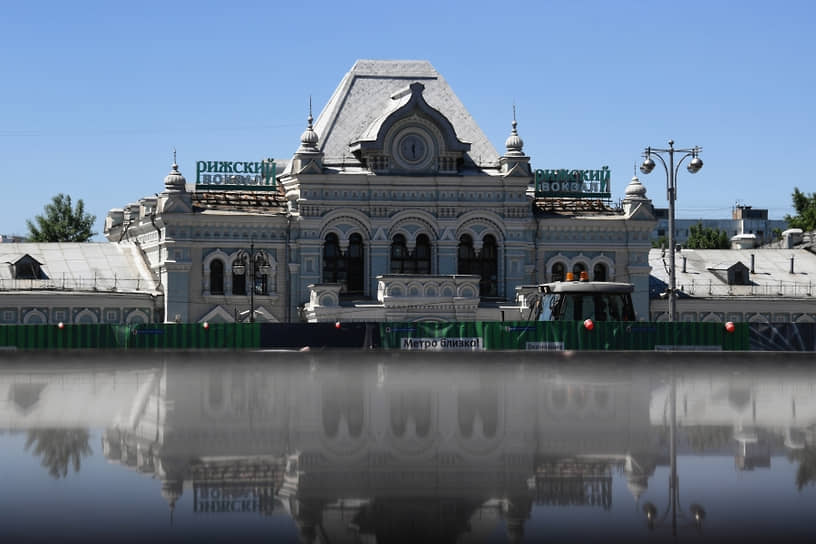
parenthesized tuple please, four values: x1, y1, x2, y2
(750, 254, 755, 273)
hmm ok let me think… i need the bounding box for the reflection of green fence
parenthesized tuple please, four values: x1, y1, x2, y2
(0, 321, 750, 351)
(378, 321, 750, 351)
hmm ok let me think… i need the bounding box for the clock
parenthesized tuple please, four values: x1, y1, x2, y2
(398, 133, 427, 164)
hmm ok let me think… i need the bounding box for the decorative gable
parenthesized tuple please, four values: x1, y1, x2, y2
(350, 82, 471, 175)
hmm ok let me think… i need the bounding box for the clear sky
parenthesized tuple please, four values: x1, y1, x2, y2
(2, 0, 814, 240)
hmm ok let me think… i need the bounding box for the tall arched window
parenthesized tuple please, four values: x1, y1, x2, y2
(390, 234, 409, 273)
(232, 264, 246, 296)
(322, 233, 344, 284)
(457, 234, 476, 275)
(415, 234, 431, 274)
(551, 262, 566, 282)
(458, 234, 498, 297)
(593, 262, 607, 281)
(210, 260, 225, 295)
(390, 234, 432, 274)
(479, 235, 498, 297)
(346, 233, 365, 295)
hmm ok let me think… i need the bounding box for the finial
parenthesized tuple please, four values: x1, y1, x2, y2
(308, 96, 313, 128)
(172, 147, 177, 168)
(512, 102, 517, 131)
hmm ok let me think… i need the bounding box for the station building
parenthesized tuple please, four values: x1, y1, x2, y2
(98, 59, 656, 324)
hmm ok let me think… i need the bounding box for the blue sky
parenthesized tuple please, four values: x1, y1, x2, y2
(2, 0, 814, 240)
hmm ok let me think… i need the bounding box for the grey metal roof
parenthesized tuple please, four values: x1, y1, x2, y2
(0, 243, 158, 293)
(311, 60, 500, 169)
(649, 248, 816, 298)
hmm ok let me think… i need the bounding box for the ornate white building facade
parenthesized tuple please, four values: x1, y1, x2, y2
(99, 60, 656, 324)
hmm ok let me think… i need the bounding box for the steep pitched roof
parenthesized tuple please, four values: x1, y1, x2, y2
(311, 60, 500, 169)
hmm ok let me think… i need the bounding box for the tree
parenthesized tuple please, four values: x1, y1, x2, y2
(685, 222, 730, 249)
(784, 187, 816, 232)
(26, 194, 96, 242)
(25, 428, 92, 479)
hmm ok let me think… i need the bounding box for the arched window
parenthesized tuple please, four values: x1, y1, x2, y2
(458, 234, 499, 297)
(210, 260, 225, 295)
(390, 234, 409, 273)
(593, 262, 607, 282)
(457, 234, 476, 275)
(551, 262, 566, 282)
(573, 262, 587, 278)
(415, 234, 431, 274)
(232, 262, 246, 296)
(322, 233, 344, 284)
(253, 253, 268, 295)
(479, 235, 498, 297)
(346, 233, 365, 295)
(390, 234, 432, 275)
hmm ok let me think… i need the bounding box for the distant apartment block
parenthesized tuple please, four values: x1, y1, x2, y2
(652, 206, 787, 247)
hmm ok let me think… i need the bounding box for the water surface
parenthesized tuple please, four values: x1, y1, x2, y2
(1, 351, 814, 543)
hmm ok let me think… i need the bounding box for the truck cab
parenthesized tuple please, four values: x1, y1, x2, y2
(535, 272, 636, 322)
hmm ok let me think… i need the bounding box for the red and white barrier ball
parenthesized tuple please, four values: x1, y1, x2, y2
(57, 322, 64, 329)
(335, 321, 341, 329)
(583, 318, 594, 331)
(725, 321, 735, 333)
(203, 322, 209, 329)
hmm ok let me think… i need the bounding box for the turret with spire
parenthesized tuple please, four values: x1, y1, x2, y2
(622, 165, 653, 218)
(159, 148, 192, 213)
(291, 98, 324, 175)
(500, 105, 531, 178)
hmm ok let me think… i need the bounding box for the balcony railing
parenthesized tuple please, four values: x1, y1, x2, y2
(0, 276, 159, 293)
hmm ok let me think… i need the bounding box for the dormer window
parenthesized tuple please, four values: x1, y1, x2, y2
(12, 255, 46, 280)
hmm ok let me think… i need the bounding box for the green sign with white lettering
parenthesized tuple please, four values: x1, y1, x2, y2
(195, 160, 276, 190)
(535, 167, 611, 199)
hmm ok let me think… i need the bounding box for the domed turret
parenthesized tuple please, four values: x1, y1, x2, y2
(624, 175, 647, 199)
(163, 151, 187, 193)
(298, 100, 320, 152)
(505, 119, 524, 156)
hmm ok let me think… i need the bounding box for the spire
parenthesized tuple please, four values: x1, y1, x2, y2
(163, 149, 186, 193)
(298, 96, 319, 152)
(504, 103, 524, 156)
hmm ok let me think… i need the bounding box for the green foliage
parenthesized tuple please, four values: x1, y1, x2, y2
(784, 187, 816, 232)
(25, 429, 92, 479)
(26, 194, 96, 242)
(651, 235, 667, 249)
(685, 222, 730, 249)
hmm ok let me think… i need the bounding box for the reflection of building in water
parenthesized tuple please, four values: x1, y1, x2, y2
(88, 357, 662, 542)
(649, 368, 816, 470)
(12, 355, 816, 540)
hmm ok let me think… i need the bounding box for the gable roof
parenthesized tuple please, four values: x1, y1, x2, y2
(311, 60, 500, 170)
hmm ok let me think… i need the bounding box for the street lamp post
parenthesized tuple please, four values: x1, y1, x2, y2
(643, 367, 706, 535)
(232, 241, 271, 323)
(640, 141, 703, 322)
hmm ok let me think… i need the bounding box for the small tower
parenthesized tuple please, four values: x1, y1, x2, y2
(622, 173, 653, 217)
(291, 99, 324, 175)
(159, 150, 192, 213)
(500, 106, 531, 177)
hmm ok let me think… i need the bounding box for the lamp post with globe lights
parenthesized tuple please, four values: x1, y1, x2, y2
(232, 241, 271, 323)
(639, 141, 703, 321)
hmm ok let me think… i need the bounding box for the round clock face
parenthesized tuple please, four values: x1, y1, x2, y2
(397, 133, 428, 164)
